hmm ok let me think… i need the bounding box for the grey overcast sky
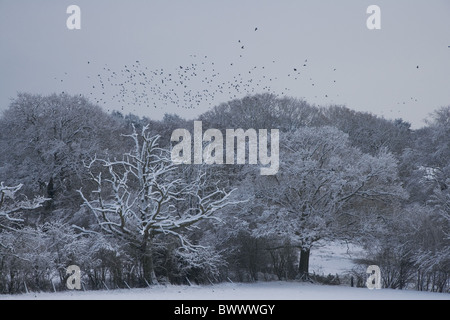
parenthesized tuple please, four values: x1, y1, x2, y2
(1, 0, 449, 128)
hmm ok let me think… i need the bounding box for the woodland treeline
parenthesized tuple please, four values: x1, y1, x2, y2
(0, 92, 448, 293)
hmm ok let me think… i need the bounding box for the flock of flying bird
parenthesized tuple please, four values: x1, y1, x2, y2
(54, 26, 423, 115)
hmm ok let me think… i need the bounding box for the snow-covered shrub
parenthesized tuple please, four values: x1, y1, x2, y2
(175, 246, 227, 284)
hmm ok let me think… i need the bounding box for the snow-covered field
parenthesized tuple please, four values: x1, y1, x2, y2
(309, 240, 365, 275)
(1, 281, 448, 300)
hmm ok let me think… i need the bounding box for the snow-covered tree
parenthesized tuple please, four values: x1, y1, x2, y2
(252, 126, 406, 279)
(0, 93, 125, 212)
(401, 106, 450, 204)
(0, 183, 49, 293)
(199, 93, 324, 132)
(79, 125, 237, 284)
(322, 105, 412, 156)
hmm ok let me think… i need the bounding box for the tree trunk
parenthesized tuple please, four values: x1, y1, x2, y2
(45, 177, 54, 210)
(298, 248, 310, 281)
(140, 238, 158, 285)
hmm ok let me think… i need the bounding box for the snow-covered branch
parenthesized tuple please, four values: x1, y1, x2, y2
(0, 182, 48, 230)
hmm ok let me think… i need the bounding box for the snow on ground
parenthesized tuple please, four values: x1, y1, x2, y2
(309, 240, 365, 276)
(1, 281, 448, 300)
